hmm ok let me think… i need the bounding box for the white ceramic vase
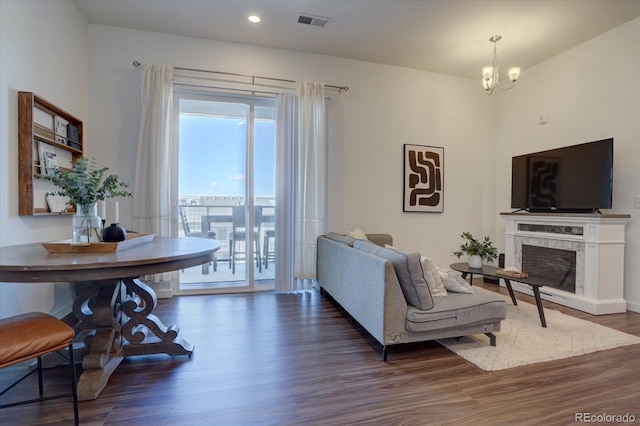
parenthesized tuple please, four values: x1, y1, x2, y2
(468, 255, 483, 269)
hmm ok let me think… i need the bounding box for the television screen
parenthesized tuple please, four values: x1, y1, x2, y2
(511, 138, 613, 213)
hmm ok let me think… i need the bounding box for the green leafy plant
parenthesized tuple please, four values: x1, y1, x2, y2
(44, 157, 132, 211)
(453, 231, 498, 263)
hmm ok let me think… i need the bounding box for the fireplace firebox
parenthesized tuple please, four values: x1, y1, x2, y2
(521, 245, 576, 293)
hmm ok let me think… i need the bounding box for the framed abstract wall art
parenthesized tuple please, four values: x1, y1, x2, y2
(403, 144, 444, 213)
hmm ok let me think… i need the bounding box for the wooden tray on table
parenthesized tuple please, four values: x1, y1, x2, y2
(42, 233, 155, 253)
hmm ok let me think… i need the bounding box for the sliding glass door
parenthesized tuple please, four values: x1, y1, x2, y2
(173, 93, 276, 294)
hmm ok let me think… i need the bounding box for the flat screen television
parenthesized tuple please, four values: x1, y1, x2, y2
(511, 138, 613, 213)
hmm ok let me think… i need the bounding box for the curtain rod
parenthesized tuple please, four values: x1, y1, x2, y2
(132, 60, 349, 93)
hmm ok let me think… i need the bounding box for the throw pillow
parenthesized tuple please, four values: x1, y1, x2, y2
(438, 269, 475, 294)
(347, 228, 368, 240)
(421, 256, 448, 297)
(353, 240, 434, 310)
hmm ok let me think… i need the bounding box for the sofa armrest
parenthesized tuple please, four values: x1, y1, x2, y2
(318, 236, 407, 346)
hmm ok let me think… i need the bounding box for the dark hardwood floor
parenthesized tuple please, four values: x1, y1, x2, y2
(1, 281, 639, 425)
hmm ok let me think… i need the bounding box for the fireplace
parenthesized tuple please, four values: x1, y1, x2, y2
(501, 212, 629, 315)
(521, 245, 576, 293)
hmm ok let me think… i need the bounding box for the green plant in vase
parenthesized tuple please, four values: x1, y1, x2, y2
(44, 157, 132, 244)
(453, 231, 498, 268)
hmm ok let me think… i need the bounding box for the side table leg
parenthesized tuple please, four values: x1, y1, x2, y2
(502, 278, 518, 306)
(532, 286, 547, 328)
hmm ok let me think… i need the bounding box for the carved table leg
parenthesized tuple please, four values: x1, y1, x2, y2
(73, 279, 125, 401)
(121, 278, 194, 356)
(71, 277, 194, 400)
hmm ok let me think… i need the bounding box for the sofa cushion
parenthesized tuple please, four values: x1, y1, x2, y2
(405, 287, 505, 332)
(325, 232, 355, 246)
(421, 256, 448, 297)
(353, 240, 434, 310)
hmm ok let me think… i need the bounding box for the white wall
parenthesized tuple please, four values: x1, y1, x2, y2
(86, 25, 496, 270)
(0, 0, 88, 318)
(494, 17, 640, 312)
(2, 2, 637, 318)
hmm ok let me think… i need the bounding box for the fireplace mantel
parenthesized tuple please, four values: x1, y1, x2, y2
(500, 212, 630, 314)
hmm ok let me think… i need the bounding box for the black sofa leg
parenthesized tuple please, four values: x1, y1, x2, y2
(485, 332, 497, 347)
(382, 346, 388, 362)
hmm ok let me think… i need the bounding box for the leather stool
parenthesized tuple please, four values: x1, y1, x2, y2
(0, 312, 79, 425)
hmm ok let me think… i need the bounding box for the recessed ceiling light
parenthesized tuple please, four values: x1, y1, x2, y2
(248, 15, 261, 23)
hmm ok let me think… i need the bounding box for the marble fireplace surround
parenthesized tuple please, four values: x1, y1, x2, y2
(501, 213, 630, 315)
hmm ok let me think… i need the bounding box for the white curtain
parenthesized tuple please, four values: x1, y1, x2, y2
(133, 64, 174, 235)
(274, 95, 297, 292)
(274, 82, 327, 292)
(132, 64, 175, 296)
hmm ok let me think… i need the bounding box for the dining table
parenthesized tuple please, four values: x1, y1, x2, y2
(0, 236, 220, 400)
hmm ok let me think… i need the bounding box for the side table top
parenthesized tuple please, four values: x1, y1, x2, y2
(449, 262, 546, 287)
(450, 262, 499, 276)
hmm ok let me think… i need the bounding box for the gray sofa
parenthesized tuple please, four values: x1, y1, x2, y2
(317, 233, 506, 361)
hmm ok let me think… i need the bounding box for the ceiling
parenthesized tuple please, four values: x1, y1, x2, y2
(72, 0, 640, 79)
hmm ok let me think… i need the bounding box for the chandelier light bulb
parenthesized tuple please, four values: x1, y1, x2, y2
(482, 66, 494, 79)
(508, 67, 521, 82)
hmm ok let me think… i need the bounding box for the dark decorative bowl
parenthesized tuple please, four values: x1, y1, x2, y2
(102, 223, 127, 242)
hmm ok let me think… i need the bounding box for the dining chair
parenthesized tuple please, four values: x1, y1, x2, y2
(179, 205, 218, 272)
(263, 229, 275, 268)
(229, 205, 262, 274)
(0, 312, 79, 425)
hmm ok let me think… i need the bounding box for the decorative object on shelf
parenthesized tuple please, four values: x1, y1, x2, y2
(102, 223, 127, 242)
(453, 231, 498, 268)
(403, 144, 444, 213)
(67, 124, 81, 150)
(46, 195, 68, 213)
(42, 157, 132, 243)
(54, 115, 69, 137)
(72, 203, 102, 244)
(38, 141, 58, 177)
(481, 35, 520, 95)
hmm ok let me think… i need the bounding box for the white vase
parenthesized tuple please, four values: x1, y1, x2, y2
(468, 255, 483, 269)
(72, 203, 102, 244)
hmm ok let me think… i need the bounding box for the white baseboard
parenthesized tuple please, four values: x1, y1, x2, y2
(501, 281, 627, 315)
(626, 300, 640, 313)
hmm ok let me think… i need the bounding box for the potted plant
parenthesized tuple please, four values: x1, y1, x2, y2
(44, 157, 132, 244)
(453, 231, 498, 268)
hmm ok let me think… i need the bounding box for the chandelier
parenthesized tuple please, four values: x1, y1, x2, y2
(482, 35, 520, 94)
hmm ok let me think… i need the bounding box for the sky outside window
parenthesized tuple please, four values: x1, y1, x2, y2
(179, 113, 275, 197)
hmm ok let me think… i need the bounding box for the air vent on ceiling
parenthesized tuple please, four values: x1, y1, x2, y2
(297, 13, 330, 28)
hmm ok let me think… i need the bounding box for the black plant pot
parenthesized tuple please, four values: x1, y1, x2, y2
(102, 223, 127, 242)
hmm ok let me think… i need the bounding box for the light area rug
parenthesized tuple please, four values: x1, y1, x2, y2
(437, 294, 640, 371)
